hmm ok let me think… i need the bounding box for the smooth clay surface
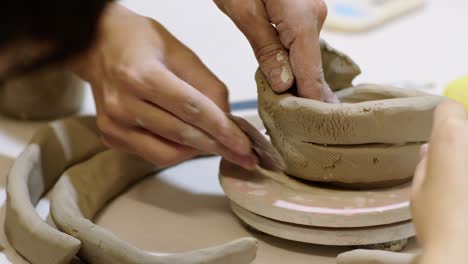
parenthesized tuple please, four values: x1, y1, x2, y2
(5, 117, 257, 264)
(51, 150, 257, 264)
(257, 44, 443, 186)
(5, 117, 105, 264)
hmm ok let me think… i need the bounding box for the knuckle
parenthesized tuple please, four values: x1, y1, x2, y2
(227, 1, 258, 25)
(111, 61, 165, 91)
(212, 120, 232, 141)
(173, 126, 196, 146)
(96, 115, 113, 137)
(283, 0, 328, 35)
(255, 43, 285, 63)
(102, 93, 131, 122)
(180, 97, 202, 123)
(314, 0, 328, 23)
(111, 65, 140, 85)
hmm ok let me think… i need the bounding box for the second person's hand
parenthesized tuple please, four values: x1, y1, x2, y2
(68, 4, 257, 169)
(215, 0, 337, 102)
(412, 100, 468, 264)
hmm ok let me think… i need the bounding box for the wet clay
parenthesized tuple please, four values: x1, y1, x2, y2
(6, 117, 257, 264)
(337, 249, 419, 264)
(51, 150, 257, 264)
(5, 117, 105, 264)
(257, 43, 443, 186)
(320, 40, 362, 91)
(0, 68, 85, 120)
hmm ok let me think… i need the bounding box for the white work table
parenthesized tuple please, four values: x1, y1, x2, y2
(0, 0, 466, 263)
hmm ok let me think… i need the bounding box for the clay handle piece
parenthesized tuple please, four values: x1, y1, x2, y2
(227, 113, 286, 172)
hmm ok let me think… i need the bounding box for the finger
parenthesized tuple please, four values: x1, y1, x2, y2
(127, 62, 253, 158)
(268, 0, 329, 100)
(427, 100, 468, 183)
(215, 0, 294, 92)
(419, 143, 429, 159)
(105, 93, 218, 153)
(101, 134, 138, 155)
(98, 114, 198, 167)
(105, 94, 258, 169)
(433, 99, 468, 130)
(412, 155, 428, 196)
(322, 81, 340, 103)
(148, 20, 230, 111)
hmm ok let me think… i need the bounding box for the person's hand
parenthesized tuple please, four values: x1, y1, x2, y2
(68, 4, 257, 169)
(214, 0, 336, 102)
(411, 100, 468, 263)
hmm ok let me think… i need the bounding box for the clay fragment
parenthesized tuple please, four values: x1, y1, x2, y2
(5, 117, 105, 264)
(337, 249, 419, 264)
(51, 150, 257, 264)
(320, 40, 361, 91)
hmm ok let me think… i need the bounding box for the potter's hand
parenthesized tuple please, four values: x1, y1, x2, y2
(411, 100, 468, 263)
(214, 0, 336, 102)
(68, 4, 257, 169)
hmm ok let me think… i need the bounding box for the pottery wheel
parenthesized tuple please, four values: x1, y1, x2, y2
(231, 202, 414, 246)
(219, 159, 412, 228)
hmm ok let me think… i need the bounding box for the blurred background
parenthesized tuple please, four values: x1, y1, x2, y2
(111, 0, 468, 104)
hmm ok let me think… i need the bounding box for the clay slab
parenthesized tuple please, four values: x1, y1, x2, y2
(231, 202, 415, 246)
(219, 159, 411, 228)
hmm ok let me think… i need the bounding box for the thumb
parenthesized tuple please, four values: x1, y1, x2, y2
(215, 0, 294, 92)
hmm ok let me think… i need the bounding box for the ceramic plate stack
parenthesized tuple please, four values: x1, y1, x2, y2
(219, 159, 415, 247)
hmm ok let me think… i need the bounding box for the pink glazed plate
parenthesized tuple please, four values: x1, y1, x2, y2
(219, 159, 412, 228)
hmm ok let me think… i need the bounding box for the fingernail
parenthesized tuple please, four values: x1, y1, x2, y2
(419, 143, 429, 159)
(239, 154, 258, 170)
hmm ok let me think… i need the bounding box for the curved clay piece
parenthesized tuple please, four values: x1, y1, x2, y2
(257, 71, 443, 145)
(51, 150, 258, 264)
(337, 249, 419, 264)
(5, 117, 106, 264)
(320, 40, 361, 91)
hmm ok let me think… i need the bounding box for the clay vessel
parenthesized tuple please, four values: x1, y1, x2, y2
(257, 44, 442, 187)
